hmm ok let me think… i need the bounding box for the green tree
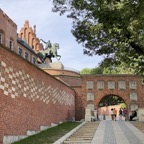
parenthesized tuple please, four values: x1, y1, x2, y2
(99, 95, 124, 107)
(80, 66, 103, 74)
(52, 0, 144, 76)
(80, 68, 91, 74)
(90, 66, 103, 74)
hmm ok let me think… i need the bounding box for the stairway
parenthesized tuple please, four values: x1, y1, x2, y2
(63, 122, 99, 144)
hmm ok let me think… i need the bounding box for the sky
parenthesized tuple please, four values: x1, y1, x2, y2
(0, 0, 103, 71)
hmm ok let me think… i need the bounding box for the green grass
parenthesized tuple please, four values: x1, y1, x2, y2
(13, 122, 81, 144)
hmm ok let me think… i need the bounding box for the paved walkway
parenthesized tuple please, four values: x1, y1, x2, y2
(91, 120, 144, 144)
(55, 120, 144, 144)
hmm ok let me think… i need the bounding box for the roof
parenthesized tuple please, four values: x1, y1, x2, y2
(17, 38, 37, 56)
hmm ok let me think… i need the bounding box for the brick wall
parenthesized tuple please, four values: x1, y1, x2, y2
(0, 45, 75, 144)
(0, 9, 17, 52)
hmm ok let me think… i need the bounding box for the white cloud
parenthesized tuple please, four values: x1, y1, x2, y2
(0, 0, 103, 71)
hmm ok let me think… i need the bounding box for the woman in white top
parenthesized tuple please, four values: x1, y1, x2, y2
(110, 108, 114, 120)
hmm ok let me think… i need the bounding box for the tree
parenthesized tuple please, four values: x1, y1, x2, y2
(80, 66, 103, 74)
(99, 95, 124, 107)
(80, 68, 91, 74)
(90, 66, 103, 74)
(52, 0, 144, 76)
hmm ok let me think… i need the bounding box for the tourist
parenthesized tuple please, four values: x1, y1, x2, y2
(110, 108, 114, 120)
(119, 108, 123, 120)
(123, 108, 128, 121)
(113, 108, 117, 121)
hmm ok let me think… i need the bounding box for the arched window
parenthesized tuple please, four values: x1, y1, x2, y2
(21, 33, 23, 39)
(18, 47, 23, 56)
(25, 52, 29, 60)
(0, 29, 5, 45)
(32, 38, 34, 49)
(36, 43, 38, 50)
(24, 28, 27, 40)
(9, 40, 13, 50)
(28, 32, 31, 45)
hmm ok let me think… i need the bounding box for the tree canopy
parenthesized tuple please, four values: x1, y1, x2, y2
(52, 0, 144, 76)
(80, 67, 103, 74)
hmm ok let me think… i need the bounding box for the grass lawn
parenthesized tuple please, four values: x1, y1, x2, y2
(13, 122, 81, 144)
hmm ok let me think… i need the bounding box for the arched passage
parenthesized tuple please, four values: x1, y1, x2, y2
(98, 94, 126, 107)
(98, 94, 127, 120)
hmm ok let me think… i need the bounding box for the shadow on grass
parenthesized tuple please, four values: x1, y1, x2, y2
(13, 122, 81, 144)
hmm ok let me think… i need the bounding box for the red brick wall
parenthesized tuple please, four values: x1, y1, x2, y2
(0, 45, 75, 143)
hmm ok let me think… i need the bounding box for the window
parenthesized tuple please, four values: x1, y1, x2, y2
(129, 81, 137, 89)
(32, 57, 36, 64)
(118, 81, 126, 90)
(86, 81, 94, 89)
(0, 33, 2, 44)
(10, 40, 13, 50)
(87, 93, 94, 101)
(108, 81, 115, 89)
(97, 81, 104, 89)
(130, 92, 137, 101)
(18, 47, 23, 56)
(25, 52, 29, 60)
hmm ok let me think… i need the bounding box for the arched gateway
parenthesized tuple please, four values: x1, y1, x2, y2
(75, 74, 144, 121)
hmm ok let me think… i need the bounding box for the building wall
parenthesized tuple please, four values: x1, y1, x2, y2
(0, 45, 75, 144)
(17, 42, 37, 64)
(0, 9, 17, 52)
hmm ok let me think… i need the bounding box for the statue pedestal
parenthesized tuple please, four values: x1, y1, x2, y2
(49, 61, 64, 69)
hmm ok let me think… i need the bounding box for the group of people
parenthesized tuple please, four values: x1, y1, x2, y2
(119, 107, 128, 120)
(110, 107, 128, 121)
(110, 107, 137, 121)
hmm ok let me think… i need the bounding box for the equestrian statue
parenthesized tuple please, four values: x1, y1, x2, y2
(37, 39, 61, 63)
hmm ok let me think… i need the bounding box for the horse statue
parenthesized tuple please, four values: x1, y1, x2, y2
(37, 39, 61, 63)
(48, 43, 61, 60)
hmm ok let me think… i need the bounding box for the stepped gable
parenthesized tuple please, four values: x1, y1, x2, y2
(18, 20, 43, 52)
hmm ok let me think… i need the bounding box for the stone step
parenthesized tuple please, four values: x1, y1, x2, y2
(71, 136, 93, 138)
(67, 138, 92, 140)
(63, 122, 99, 144)
(64, 140, 91, 144)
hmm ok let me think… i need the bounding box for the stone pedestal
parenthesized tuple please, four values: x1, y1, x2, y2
(49, 61, 64, 69)
(85, 108, 92, 122)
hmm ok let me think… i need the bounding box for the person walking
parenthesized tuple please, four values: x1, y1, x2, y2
(113, 108, 117, 121)
(119, 108, 123, 120)
(123, 108, 128, 121)
(110, 108, 114, 120)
